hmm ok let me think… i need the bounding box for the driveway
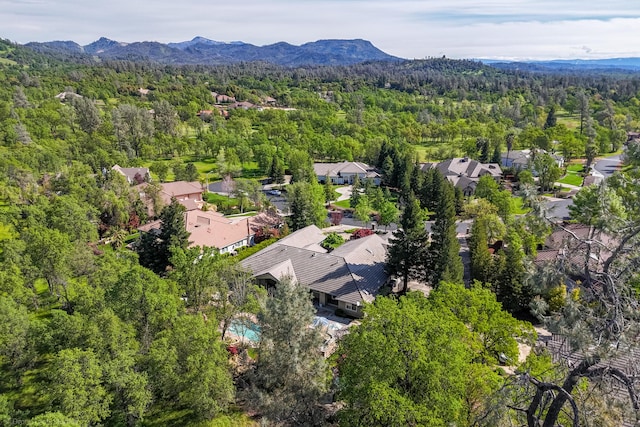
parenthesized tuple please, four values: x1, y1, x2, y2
(334, 185, 352, 202)
(593, 154, 622, 178)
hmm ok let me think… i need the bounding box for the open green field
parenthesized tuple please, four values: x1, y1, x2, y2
(142, 159, 263, 183)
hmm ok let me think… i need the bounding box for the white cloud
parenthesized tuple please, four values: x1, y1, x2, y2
(1, 0, 640, 59)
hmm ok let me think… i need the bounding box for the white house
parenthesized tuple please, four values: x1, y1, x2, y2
(313, 162, 381, 186)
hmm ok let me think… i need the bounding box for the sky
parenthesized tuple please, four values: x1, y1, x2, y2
(2, 0, 640, 60)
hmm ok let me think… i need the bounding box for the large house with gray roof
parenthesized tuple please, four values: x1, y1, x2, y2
(314, 162, 381, 185)
(241, 225, 389, 317)
(421, 157, 502, 196)
(501, 149, 564, 171)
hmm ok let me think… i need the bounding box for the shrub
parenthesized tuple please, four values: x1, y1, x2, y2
(235, 238, 278, 261)
(321, 232, 345, 252)
(350, 228, 374, 240)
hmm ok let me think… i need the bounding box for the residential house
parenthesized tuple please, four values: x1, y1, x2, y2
(241, 225, 389, 317)
(501, 149, 564, 171)
(54, 91, 82, 102)
(314, 162, 382, 185)
(138, 209, 253, 255)
(421, 157, 502, 196)
(211, 92, 236, 104)
(230, 101, 257, 110)
(535, 223, 615, 277)
(135, 180, 205, 217)
(112, 164, 151, 185)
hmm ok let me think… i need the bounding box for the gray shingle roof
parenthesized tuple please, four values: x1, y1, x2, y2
(313, 161, 380, 178)
(241, 227, 388, 304)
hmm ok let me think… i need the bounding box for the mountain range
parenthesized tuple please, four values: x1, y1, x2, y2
(21, 36, 640, 72)
(484, 57, 640, 72)
(25, 36, 400, 67)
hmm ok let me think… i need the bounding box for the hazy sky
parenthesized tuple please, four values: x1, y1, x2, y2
(2, 0, 640, 60)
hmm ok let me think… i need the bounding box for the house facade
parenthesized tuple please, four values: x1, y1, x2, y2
(241, 225, 389, 317)
(137, 209, 253, 254)
(112, 164, 151, 185)
(501, 149, 564, 171)
(314, 162, 382, 186)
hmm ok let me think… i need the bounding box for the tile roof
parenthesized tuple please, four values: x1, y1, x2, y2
(313, 161, 380, 178)
(160, 181, 204, 199)
(241, 226, 389, 304)
(184, 210, 251, 250)
(427, 158, 502, 179)
(137, 209, 252, 252)
(273, 224, 328, 252)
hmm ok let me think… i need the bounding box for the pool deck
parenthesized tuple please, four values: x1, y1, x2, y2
(314, 305, 356, 327)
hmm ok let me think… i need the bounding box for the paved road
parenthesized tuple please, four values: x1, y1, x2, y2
(593, 154, 622, 178)
(543, 152, 624, 221)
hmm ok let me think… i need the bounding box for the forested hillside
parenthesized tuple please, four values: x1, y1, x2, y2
(1, 37, 640, 426)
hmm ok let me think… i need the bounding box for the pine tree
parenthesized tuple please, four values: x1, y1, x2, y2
(246, 277, 328, 424)
(427, 175, 463, 286)
(544, 104, 557, 129)
(323, 174, 334, 202)
(269, 156, 285, 184)
(386, 193, 429, 294)
(349, 174, 362, 209)
(468, 217, 493, 285)
(136, 197, 190, 274)
(287, 182, 326, 231)
(494, 228, 529, 314)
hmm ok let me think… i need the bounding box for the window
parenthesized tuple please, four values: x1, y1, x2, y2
(345, 303, 360, 312)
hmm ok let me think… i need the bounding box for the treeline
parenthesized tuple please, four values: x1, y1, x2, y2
(1, 37, 640, 426)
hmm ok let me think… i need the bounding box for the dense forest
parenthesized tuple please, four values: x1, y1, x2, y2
(1, 37, 640, 426)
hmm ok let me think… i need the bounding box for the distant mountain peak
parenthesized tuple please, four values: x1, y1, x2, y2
(25, 36, 401, 66)
(84, 37, 128, 55)
(168, 36, 226, 50)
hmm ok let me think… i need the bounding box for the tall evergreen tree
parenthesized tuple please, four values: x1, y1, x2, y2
(427, 175, 463, 286)
(137, 197, 189, 274)
(287, 182, 326, 231)
(494, 228, 529, 314)
(543, 104, 557, 129)
(468, 217, 493, 285)
(269, 156, 285, 184)
(349, 175, 362, 209)
(246, 277, 328, 425)
(386, 192, 429, 294)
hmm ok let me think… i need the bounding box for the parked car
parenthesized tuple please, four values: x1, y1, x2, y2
(267, 189, 281, 196)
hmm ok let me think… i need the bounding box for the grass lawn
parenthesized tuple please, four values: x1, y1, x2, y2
(566, 163, 584, 173)
(332, 199, 351, 209)
(557, 174, 583, 186)
(557, 162, 584, 186)
(142, 158, 264, 183)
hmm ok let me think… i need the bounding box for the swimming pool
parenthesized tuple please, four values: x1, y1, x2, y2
(228, 319, 261, 342)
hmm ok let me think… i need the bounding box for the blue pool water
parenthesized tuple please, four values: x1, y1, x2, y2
(228, 320, 261, 342)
